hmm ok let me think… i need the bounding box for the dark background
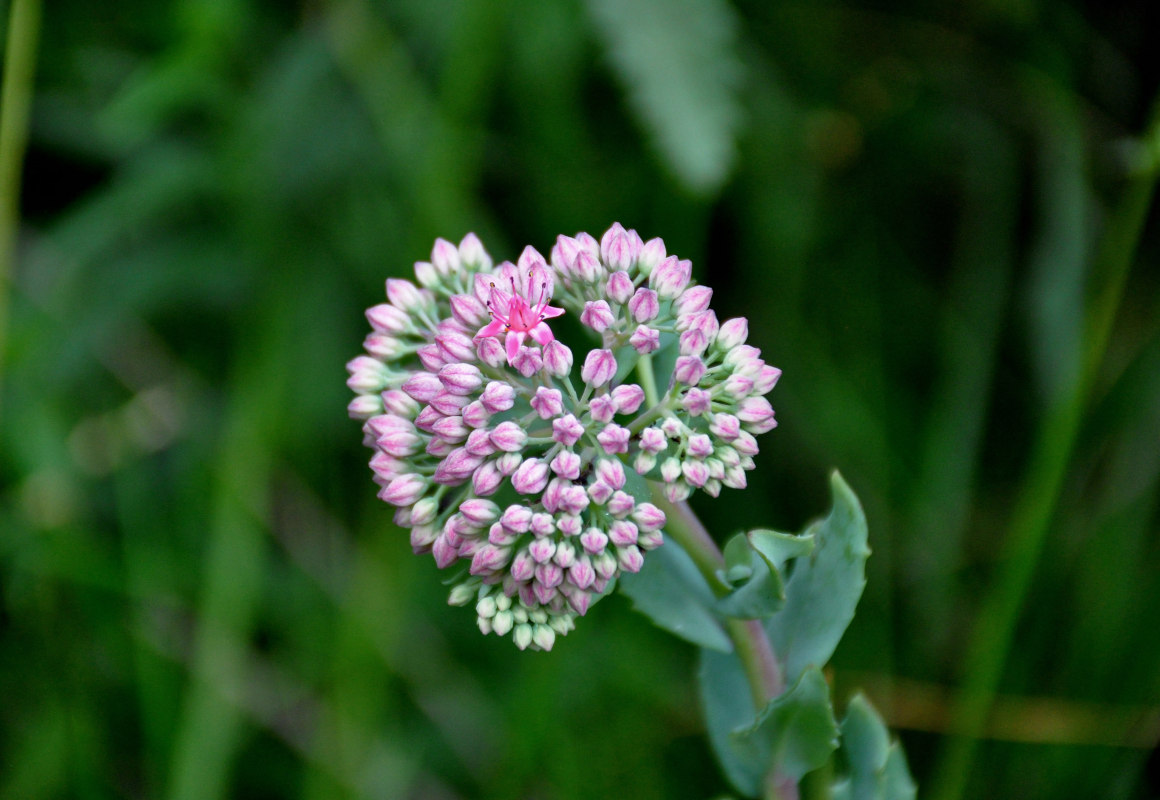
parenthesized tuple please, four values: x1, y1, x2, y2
(2, 0, 1159, 797)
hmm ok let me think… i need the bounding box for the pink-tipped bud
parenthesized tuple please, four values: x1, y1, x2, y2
(471, 461, 504, 496)
(529, 537, 556, 564)
(449, 293, 488, 327)
(637, 237, 667, 274)
(679, 329, 710, 356)
(490, 421, 528, 452)
(470, 543, 510, 576)
(607, 490, 636, 517)
(431, 238, 461, 276)
(612, 384, 646, 415)
(587, 480, 613, 505)
(410, 523, 439, 552)
(551, 414, 585, 446)
(550, 449, 582, 479)
(511, 549, 536, 581)
(606, 271, 634, 304)
(375, 428, 422, 458)
(376, 473, 426, 507)
(688, 434, 714, 459)
(580, 300, 615, 332)
(428, 391, 469, 416)
(402, 371, 443, 403)
(595, 458, 626, 490)
(459, 498, 500, 525)
(475, 336, 506, 367)
(639, 529, 664, 550)
(709, 413, 741, 440)
(531, 387, 564, 419)
(649, 256, 691, 298)
(512, 458, 550, 495)
(501, 504, 533, 533)
(386, 278, 425, 311)
(581, 349, 618, 387)
(682, 387, 713, 416)
(465, 427, 495, 456)
(724, 373, 755, 398)
(434, 448, 484, 485)
(413, 405, 441, 433)
(588, 393, 617, 423)
(639, 426, 667, 454)
(512, 346, 544, 377)
(737, 396, 775, 427)
(363, 332, 403, 360)
(480, 381, 516, 413)
(535, 563, 564, 590)
(381, 389, 420, 417)
(580, 529, 609, 554)
(628, 288, 660, 323)
(495, 451, 523, 475)
(431, 415, 469, 441)
(673, 355, 707, 385)
(660, 457, 682, 483)
(542, 340, 573, 377)
(554, 234, 583, 273)
(458, 232, 491, 269)
(555, 514, 580, 537)
(348, 395, 382, 419)
(438, 363, 483, 396)
(366, 303, 410, 334)
(754, 365, 782, 395)
(617, 545, 644, 574)
(629, 325, 660, 354)
(560, 485, 591, 515)
(414, 261, 438, 287)
(439, 330, 479, 363)
(733, 431, 760, 457)
(609, 519, 638, 547)
(717, 317, 749, 351)
(674, 285, 713, 315)
(682, 459, 710, 487)
(462, 401, 490, 429)
(553, 540, 577, 569)
(346, 356, 389, 393)
(488, 521, 517, 546)
(431, 533, 458, 568)
(574, 250, 603, 283)
(416, 343, 445, 372)
(596, 423, 631, 454)
(600, 222, 628, 262)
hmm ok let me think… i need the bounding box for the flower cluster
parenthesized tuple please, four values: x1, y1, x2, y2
(347, 224, 779, 649)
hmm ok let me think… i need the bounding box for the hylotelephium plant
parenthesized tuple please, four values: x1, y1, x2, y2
(347, 224, 916, 799)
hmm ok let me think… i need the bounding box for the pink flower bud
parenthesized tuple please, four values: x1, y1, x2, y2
(512, 458, 550, 494)
(607, 490, 636, 517)
(553, 234, 583, 274)
(634, 451, 656, 474)
(448, 293, 488, 327)
(580, 529, 608, 554)
(410, 523, 438, 552)
(428, 391, 469, 416)
(617, 545, 644, 573)
(674, 285, 713, 315)
(458, 232, 491, 269)
(511, 549, 536, 581)
(567, 587, 593, 615)
(531, 387, 564, 419)
(366, 303, 410, 334)
(431, 533, 459, 568)
(462, 400, 489, 428)
(375, 428, 422, 458)
(600, 222, 628, 262)
(609, 520, 639, 546)
(733, 431, 759, 457)
(377, 473, 427, 506)
(348, 395, 382, 419)
(552, 414, 584, 446)
(488, 521, 517, 546)
(724, 373, 754, 398)
(470, 544, 510, 575)
(553, 540, 577, 568)
(386, 278, 425, 311)
(436, 331, 477, 363)
(531, 513, 555, 536)
(679, 329, 710, 356)
(754, 365, 782, 395)
(723, 465, 748, 489)
(512, 346, 543, 377)
(709, 413, 741, 440)
(414, 261, 438, 287)
(490, 420, 528, 452)
(649, 256, 691, 298)
(580, 300, 615, 332)
(660, 457, 681, 483)
(465, 427, 496, 456)
(569, 557, 596, 591)
(682, 387, 712, 416)
(638, 237, 667, 274)
(688, 434, 713, 458)
(402, 371, 443, 403)
(346, 356, 388, 393)
(363, 333, 403, 360)
(413, 405, 441, 432)
(612, 384, 646, 415)
(604, 229, 637, 272)
(550, 449, 582, 479)
(574, 250, 603, 283)
(560, 485, 591, 515)
(369, 450, 404, 484)
(557, 513, 582, 536)
(416, 343, 445, 371)
(595, 458, 626, 490)
(438, 363, 483, 396)
(737, 396, 775, 426)
(498, 504, 532, 534)
(588, 393, 617, 423)
(639, 426, 667, 454)
(535, 563, 564, 589)
(381, 389, 420, 417)
(518, 244, 549, 274)
(532, 581, 557, 607)
(628, 288, 660, 322)
(431, 415, 469, 441)
(660, 416, 684, 438)
(581, 349, 618, 387)
(529, 537, 556, 564)
(682, 459, 710, 487)
(495, 451, 523, 475)
(475, 335, 506, 367)
(717, 317, 748, 350)
(471, 461, 504, 496)
(596, 423, 631, 454)
(480, 381, 516, 413)
(606, 271, 634, 304)
(664, 481, 692, 503)
(431, 238, 461, 276)
(673, 355, 706, 385)
(542, 340, 573, 377)
(434, 448, 484, 484)
(639, 529, 664, 550)
(587, 480, 613, 505)
(725, 344, 763, 373)
(425, 437, 455, 458)
(630, 325, 660, 354)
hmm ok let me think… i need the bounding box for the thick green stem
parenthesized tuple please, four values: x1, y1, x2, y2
(0, 0, 42, 416)
(650, 489, 793, 800)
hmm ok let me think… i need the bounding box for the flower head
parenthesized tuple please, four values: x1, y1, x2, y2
(348, 224, 780, 649)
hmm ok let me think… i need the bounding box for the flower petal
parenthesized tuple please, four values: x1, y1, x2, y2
(540, 303, 566, 320)
(529, 322, 555, 346)
(477, 319, 505, 338)
(505, 330, 526, 362)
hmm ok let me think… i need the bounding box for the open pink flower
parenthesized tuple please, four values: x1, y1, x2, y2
(476, 263, 565, 363)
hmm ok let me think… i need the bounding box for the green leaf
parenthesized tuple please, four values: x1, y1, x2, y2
(764, 471, 869, 683)
(699, 646, 766, 797)
(737, 667, 839, 783)
(619, 539, 732, 652)
(835, 694, 916, 800)
(584, 0, 745, 194)
(715, 534, 786, 620)
(748, 529, 815, 573)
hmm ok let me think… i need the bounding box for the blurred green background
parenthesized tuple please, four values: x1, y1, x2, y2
(2, 0, 1159, 797)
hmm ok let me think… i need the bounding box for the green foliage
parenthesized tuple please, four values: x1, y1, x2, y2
(833, 695, 917, 800)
